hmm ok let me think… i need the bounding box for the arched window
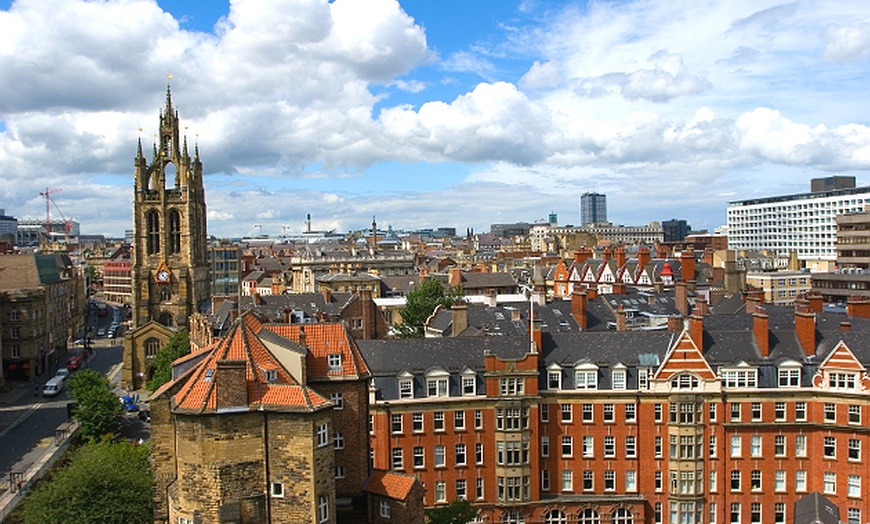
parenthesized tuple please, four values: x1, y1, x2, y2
(544, 510, 567, 524)
(160, 286, 171, 302)
(168, 209, 181, 255)
(671, 373, 699, 390)
(145, 338, 161, 358)
(146, 210, 160, 254)
(612, 508, 633, 524)
(158, 312, 174, 327)
(578, 508, 600, 524)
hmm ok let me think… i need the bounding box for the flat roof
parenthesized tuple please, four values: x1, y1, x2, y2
(728, 186, 870, 207)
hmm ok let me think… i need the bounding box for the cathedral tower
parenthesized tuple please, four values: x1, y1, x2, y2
(123, 83, 210, 390)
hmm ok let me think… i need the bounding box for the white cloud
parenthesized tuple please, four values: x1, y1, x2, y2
(519, 60, 562, 90)
(736, 107, 870, 169)
(825, 20, 870, 62)
(393, 79, 428, 93)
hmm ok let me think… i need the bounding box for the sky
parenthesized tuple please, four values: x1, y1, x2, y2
(2, 0, 870, 239)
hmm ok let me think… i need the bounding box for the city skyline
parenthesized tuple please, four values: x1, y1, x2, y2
(2, 0, 870, 238)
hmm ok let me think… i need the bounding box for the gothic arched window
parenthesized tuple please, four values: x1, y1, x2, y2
(158, 312, 174, 327)
(160, 286, 171, 302)
(146, 210, 160, 255)
(145, 338, 161, 358)
(168, 210, 181, 255)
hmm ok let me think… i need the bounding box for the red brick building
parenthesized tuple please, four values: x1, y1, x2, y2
(359, 293, 870, 524)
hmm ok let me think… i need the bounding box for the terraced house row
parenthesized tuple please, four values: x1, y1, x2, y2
(359, 293, 870, 524)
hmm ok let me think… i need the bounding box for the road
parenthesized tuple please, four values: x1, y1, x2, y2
(0, 345, 122, 477)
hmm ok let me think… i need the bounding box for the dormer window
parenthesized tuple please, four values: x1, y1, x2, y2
(828, 371, 858, 391)
(327, 353, 342, 372)
(547, 363, 563, 390)
(426, 369, 450, 398)
(574, 363, 599, 390)
(612, 364, 627, 390)
(461, 369, 477, 396)
(721, 364, 757, 388)
(777, 360, 801, 387)
(265, 369, 277, 383)
(397, 371, 414, 399)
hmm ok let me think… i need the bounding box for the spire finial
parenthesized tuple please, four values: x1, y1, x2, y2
(165, 74, 173, 115)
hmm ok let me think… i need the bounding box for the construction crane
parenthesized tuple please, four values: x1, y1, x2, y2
(38, 187, 72, 244)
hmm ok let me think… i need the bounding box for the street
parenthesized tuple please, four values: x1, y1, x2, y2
(0, 342, 123, 493)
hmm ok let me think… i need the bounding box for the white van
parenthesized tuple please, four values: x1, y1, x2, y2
(43, 376, 64, 397)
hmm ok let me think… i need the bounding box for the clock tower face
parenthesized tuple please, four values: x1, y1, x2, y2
(156, 269, 170, 283)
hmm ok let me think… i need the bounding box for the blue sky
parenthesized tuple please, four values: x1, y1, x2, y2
(2, 0, 870, 238)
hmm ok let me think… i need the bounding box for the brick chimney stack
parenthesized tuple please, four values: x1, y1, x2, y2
(452, 301, 468, 337)
(794, 299, 816, 357)
(574, 247, 592, 265)
(449, 267, 462, 287)
(680, 247, 695, 282)
(807, 294, 823, 313)
(675, 281, 689, 316)
(695, 296, 709, 316)
(668, 315, 683, 332)
(360, 288, 375, 339)
(841, 321, 852, 331)
(745, 294, 762, 315)
(847, 296, 870, 318)
(753, 307, 770, 357)
(602, 247, 611, 262)
(614, 246, 626, 268)
(571, 290, 588, 330)
(637, 247, 651, 268)
(215, 360, 248, 410)
(616, 305, 627, 332)
(689, 309, 704, 350)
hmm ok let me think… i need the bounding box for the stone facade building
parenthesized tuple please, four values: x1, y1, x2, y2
(1, 253, 84, 381)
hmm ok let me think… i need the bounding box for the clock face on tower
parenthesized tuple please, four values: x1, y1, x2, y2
(156, 266, 171, 283)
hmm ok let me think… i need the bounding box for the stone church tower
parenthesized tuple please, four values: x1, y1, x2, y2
(123, 83, 210, 390)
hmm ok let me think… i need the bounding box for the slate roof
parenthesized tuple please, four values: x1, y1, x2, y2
(793, 492, 840, 524)
(426, 300, 582, 337)
(359, 336, 530, 400)
(379, 274, 421, 296)
(238, 292, 354, 321)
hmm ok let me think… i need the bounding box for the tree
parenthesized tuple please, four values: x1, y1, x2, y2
(68, 369, 122, 442)
(426, 499, 477, 524)
(146, 329, 191, 391)
(20, 440, 152, 524)
(397, 278, 463, 338)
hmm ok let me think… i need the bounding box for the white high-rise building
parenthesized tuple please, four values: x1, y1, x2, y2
(727, 177, 870, 261)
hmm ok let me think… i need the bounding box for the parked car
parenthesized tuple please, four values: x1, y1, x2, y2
(97, 328, 106, 337)
(43, 377, 64, 397)
(119, 395, 139, 412)
(55, 368, 70, 380)
(67, 356, 83, 370)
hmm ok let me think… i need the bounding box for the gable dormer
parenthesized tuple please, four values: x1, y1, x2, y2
(651, 329, 717, 393)
(813, 341, 865, 391)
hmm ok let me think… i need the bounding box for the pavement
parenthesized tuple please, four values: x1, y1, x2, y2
(0, 341, 147, 522)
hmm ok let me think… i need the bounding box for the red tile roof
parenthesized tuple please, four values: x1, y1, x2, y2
(363, 470, 420, 501)
(171, 313, 329, 413)
(265, 323, 371, 379)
